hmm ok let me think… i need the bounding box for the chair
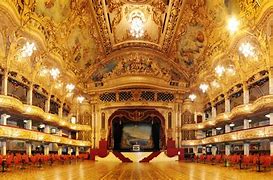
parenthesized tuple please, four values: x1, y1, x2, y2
(262, 156, 271, 171)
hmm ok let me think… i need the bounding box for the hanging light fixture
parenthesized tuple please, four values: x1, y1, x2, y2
(77, 96, 85, 103)
(189, 94, 197, 101)
(66, 83, 75, 93)
(239, 42, 256, 58)
(50, 68, 60, 80)
(21, 42, 37, 57)
(199, 83, 209, 93)
(129, 11, 145, 38)
(227, 16, 239, 34)
(215, 65, 225, 77)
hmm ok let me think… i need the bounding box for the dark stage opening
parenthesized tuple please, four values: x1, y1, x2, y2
(108, 109, 166, 152)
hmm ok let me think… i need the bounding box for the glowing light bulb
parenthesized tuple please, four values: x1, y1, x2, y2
(215, 65, 225, 76)
(189, 94, 197, 101)
(227, 16, 239, 34)
(77, 96, 85, 103)
(50, 68, 60, 80)
(239, 42, 256, 58)
(66, 83, 75, 92)
(21, 42, 37, 57)
(199, 83, 209, 93)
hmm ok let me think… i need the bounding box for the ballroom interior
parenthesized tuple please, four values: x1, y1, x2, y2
(1, 0, 273, 179)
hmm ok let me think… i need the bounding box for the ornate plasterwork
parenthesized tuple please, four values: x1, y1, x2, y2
(181, 125, 273, 146)
(92, 0, 182, 54)
(0, 125, 91, 146)
(90, 53, 185, 84)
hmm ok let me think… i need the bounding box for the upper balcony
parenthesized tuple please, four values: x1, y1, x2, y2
(181, 125, 273, 146)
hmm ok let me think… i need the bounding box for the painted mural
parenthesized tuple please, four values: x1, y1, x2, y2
(67, 25, 99, 69)
(35, 0, 71, 23)
(91, 54, 183, 82)
(121, 123, 153, 149)
(34, 0, 100, 70)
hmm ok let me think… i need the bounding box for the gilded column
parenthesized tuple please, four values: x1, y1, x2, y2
(243, 83, 249, 104)
(27, 84, 33, 105)
(224, 94, 230, 113)
(1, 71, 8, 95)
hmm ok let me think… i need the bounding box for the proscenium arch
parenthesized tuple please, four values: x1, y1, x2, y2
(107, 108, 167, 150)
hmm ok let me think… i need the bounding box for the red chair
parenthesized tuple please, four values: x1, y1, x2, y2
(242, 156, 250, 169)
(262, 156, 271, 171)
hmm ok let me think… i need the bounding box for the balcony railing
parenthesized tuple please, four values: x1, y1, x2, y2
(181, 125, 273, 146)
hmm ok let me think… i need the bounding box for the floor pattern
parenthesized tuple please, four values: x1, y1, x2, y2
(1, 161, 273, 180)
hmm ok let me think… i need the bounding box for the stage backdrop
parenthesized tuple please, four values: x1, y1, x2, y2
(121, 123, 153, 150)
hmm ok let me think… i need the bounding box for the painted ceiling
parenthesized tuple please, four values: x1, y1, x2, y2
(1, 0, 269, 95)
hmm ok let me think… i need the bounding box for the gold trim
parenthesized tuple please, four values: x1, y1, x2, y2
(181, 125, 273, 146)
(0, 95, 91, 131)
(0, 125, 91, 147)
(182, 95, 273, 130)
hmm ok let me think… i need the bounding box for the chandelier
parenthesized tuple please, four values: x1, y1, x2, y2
(215, 65, 225, 77)
(66, 83, 75, 93)
(21, 42, 37, 57)
(199, 83, 209, 93)
(189, 94, 197, 101)
(50, 68, 60, 80)
(129, 11, 145, 38)
(239, 42, 256, 58)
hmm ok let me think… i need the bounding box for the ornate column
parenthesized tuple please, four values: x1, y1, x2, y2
(1, 140, 7, 155)
(211, 104, 216, 118)
(59, 129, 62, 137)
(243, 83, 249, 104)
(0, 114, 10, 125)
(224, 94, 231, 113)
(269, 113, 273, 125)
(27, 84, 33, 105)
(225, 124, 231, 133)
(243, 119, 250, 129)
(212, 129, 216, 136)
(58, 103, 63, 118)
(58, 145, 62, 155)
(44, 144, 49, 155)
(45, 94, 51, 113)
(25, 120, 32, 130)
(269, 69, 273, 95)
(225, 144, 231, 156)
(44, 125, 50, 133)
(1, 71, 8, 95)
(211, 146, 217, 155)
(26, 142, 32, 156)
(67, 147, 72, 155)
(75, 147, 79, 156)
(243, 142, 250, 156)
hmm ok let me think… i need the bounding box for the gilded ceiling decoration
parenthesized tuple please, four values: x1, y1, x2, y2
(1, 0, 273, 104)
(90, 53, 184, 84)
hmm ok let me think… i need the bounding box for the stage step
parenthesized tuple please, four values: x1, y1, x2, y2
(139, 151, 161, 163)
(112, 151, 133, 163)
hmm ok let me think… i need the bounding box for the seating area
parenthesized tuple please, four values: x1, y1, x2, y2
(0, 153, 89, 172)
(191, 154, 273, 172)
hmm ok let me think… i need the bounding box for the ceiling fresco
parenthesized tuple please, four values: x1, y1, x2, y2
(1, 0, 272, 99)
(91, 53, 184, 84)
(34, 0, 102, 71)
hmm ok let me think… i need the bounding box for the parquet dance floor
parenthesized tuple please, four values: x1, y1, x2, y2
(1, 161, 273, 180)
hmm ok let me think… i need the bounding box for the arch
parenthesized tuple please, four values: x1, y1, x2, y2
(107, 108, 166, 151)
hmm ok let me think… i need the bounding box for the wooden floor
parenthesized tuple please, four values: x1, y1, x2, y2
(1, 161, 273, 180)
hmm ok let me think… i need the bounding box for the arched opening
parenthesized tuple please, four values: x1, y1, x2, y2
(107, 109, 166, 152)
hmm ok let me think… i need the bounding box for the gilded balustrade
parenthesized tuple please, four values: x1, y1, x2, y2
(0, 125, 91, 147)
(182, 95, 273, 130)
(181, 125, 273, 146)
(0, 95, 91, 131)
